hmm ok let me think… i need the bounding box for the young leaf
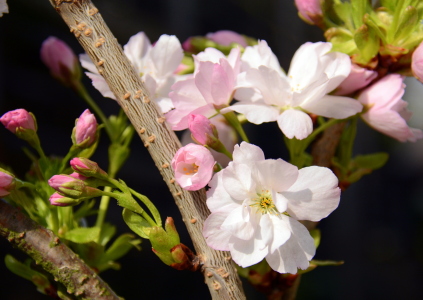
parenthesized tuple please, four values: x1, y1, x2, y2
(122, 208, 152, 239)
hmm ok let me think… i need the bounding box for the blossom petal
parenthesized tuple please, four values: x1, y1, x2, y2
(221, 205, 255, 240)
(232, 142, 265, 165)
(277, 109, 313, 140)
(266, 218, 315, 273)
(283, 166, 340, 221)
(222, 163, 252, 201)
(229, 235, 268, 267)
(79, 54, 99, 74)
(302, 94, 363, 119)
(207, 171, 239, 212)
(265, 214, 291, 252)
(254, 159, 299, 192)
(222, 101, 280, 124)
(123, 32, 151, 74)
(150, 35, 184, 78)
(203, 211, 233, 251)
(85, 72, 116, 100)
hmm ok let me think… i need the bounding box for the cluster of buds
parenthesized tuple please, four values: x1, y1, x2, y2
(48, 158, 108, 206)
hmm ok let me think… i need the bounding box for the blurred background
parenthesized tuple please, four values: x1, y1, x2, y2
(1, 0, 423, 299)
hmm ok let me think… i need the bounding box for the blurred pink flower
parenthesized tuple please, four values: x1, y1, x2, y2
(412, 41, 423, 83)
(49, 192, 68, 206)
(294, 0, 323, 25)
(171, 144, 215, 191)
(41, 36, 80, 84)
(74, 109, 97, 146)
(0, 169, 14, 197)
(0, 0, 8, 17)
(0, 109, 36, 133)
(70, 157, 108, 179)
(48, 174, 84, 192)
(206, 30, 248, 47)
(334, 64, 378, 96)
(358, 74, 423, 142)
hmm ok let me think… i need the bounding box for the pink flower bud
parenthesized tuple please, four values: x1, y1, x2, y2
(412, 41, 423, 83)
(69, 172, 88, 181)
(0, 169, 15, 197)
(40, 36, 80, 84)
(70, 157, 108, 179)
(0, 109, 36, 133)
(74, 109, 97, 146)
(49, 192, 81, 207)
(334, 64, 378, 96)
(171, 144, 215, 191)
(206, 30, 248, 47)
(188, 114, 217, 145)
(48, 174, 85, 192)
(295, 0, 323, 26)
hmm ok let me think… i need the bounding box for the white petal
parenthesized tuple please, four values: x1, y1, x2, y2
(123, 32, 151, 74)
(79, 54, 99, 74)
(222, 101, 280, 124)
(222, 163, 252, 201)
(284, 166, 340, 221)
(254, 159, 299, 192)
(232, 142, 265, 165)
(241, 40, 285, 77)
(302, 95, 363, 119)
(277, 109, 313, 140)
(150, 35, 184, 78)
(229, 235, 268, 267)
(266, 218, 315, 274)
(265, 214, 291, 252)
(221, 205, 255, 240)
(203, 211, 232, 251)
(85, 72, 116, 100)
(322, 51, 352, 93)
(206, 172, 239, 212)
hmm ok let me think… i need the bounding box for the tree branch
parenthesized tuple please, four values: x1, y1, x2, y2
(46, 1, 245, 299)
(0, 200, 120, 300)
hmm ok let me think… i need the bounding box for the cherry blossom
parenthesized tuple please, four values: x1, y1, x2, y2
(80, 32, 184, 113)
(166, 47, 241, 130)
(171, 144, 215, 191)
(294, 0, 323, 25)
(0, 109, 36, 133)
(334, 64, 377, 96)
(203, 142, 340, 273)
(412, 41, 423, 84)
(74, 109, 97, 146)
(224, 41, 363, 140)
(358, 74, 423, 142)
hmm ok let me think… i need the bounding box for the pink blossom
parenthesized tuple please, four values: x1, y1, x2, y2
(206, 30, 248, 47)
(171, 144, 215, 191)
(70, 157, 108, 179)
(69, 172, 88, 181)
(0, 109, 36, 133)
(412, 41, 423, 83)
(74, 109, 97, 146)
(358, 74, 423, 142)
(166, 48, 241, 130)
(294, 0, 323, 25)
(334, 64, 378, 96)
(40, 37, 79, 84)
(0, 169, 14, 197)
(188, 114, 216, 145)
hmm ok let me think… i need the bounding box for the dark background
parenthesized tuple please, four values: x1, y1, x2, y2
(1, 1, 423, 299)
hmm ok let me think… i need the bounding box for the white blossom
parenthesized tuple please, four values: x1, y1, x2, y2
(203, 142, 341, 273)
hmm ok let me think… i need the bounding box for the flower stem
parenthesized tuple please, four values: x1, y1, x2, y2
(222, 111, 250, 142)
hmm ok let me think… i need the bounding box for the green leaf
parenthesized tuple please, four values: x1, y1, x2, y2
(353, 152, 389, 170)
(130, 189, 162, 227)
(99, 233, 141, 265)
(122, 208, 152, 239)
(394, 5, 419, 43)
(354, 23, 380, 64)
(99, 222, 116, 246)
(64, 227, 100, 244)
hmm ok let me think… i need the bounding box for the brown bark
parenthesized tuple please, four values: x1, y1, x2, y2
(46, 1, 245, 299)
(0, 200, 120, 300)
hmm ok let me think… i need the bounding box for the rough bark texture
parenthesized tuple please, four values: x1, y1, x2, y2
(0, 200, 120, 300)
(47, 1, 245, 299)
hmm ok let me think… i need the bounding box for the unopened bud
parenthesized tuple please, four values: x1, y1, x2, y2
(0, 168, 15, 197)
(70, 157, 108, 179)
(72, 109, 98, 148)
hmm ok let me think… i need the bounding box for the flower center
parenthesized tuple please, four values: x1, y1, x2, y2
(250, 190, 279, 215)
(183, 163, 199, 175)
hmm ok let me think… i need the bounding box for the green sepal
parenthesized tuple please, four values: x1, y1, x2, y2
(150, 226, 175, 265)
(325, 27, 357, 55)
(122, 208, 151, 239)
(310, 228, 321, 249)
(5, 255, 52, 294)
(353, 23, 380, 65)
(63, 226, 100, 244)
(346, 152, 389, 183)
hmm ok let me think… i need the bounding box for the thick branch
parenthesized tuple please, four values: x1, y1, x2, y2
(0, 200, 120, 300)
(47, 1, 245, 299)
